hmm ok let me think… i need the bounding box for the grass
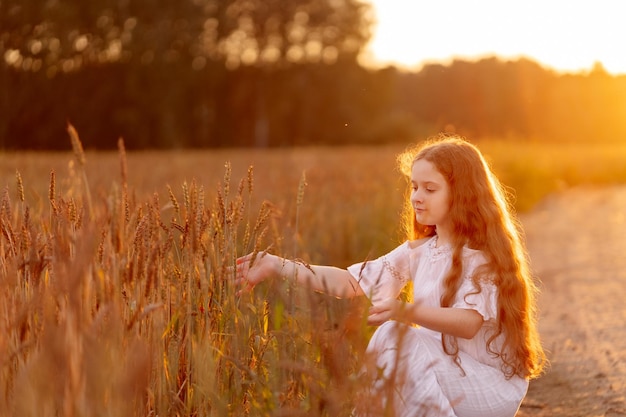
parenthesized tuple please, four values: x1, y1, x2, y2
(477, 139, 626, 212)
(1, 131, 626, 416)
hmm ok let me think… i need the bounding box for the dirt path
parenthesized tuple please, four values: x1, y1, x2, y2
(517, 185, 626, 417)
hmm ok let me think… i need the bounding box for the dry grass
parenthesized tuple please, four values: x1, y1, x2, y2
(1, 130, 376, 417)
(2, 131, 626, 416)
(477, 139, 626, 212)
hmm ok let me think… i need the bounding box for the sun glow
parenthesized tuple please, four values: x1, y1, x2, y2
(361, 0, 626, 75)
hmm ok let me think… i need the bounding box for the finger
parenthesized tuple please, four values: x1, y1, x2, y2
(367, 314, 384, 326)
(237, 251, 262, 264)
(236, 253, 253, 265)
(369, 305, 383, 315)
(368, 310, 383, 321)
(234, 261, 250, 276)
(235, 281, 255, 296)
(235, 273, 256, 288)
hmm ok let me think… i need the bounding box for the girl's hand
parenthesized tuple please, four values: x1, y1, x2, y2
(234, 252, 278, 294)
(367, 298, 412, 326)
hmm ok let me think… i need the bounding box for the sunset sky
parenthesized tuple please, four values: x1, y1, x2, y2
(361, 0, 626, 75)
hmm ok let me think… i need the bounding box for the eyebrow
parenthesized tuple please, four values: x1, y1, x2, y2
(411, 180, 439, 186)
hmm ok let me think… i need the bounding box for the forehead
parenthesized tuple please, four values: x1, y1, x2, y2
(411, 159, 446, 183)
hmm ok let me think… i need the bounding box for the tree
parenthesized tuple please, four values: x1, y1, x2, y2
(1, 0, 371, 71)
(0, 0, 373, 149)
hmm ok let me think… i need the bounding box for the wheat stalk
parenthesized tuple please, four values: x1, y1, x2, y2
(15, 170, 24, 204)
(118, 137, 128, 189)
(294, 170, 307, 259)
(2, 135, 375, 416)
(66, 122, 93, 219)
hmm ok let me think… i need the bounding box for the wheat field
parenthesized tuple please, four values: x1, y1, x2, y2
(1, 130, 625, 416)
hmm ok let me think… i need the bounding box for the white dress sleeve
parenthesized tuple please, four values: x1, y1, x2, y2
(452, 255, 498, 321)
(347, 241, 413, 304)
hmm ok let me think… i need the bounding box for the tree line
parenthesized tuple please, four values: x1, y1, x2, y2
(2, 0, 625, 149)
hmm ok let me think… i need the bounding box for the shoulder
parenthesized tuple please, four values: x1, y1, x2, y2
(462, 246, 487, 260)
(461, 246, 490, 271)
(407, 237, 432, 250)
(461, 247, 498, 285)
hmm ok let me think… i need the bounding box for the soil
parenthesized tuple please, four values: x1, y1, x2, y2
(517, 185, 626, 417)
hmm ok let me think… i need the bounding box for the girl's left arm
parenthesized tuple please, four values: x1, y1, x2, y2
(368, 299, 484, 339)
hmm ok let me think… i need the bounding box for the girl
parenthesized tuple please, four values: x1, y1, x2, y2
(235, 135, 546, 417)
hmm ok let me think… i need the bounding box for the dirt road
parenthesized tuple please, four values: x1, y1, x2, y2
(517, 186, 626, 417)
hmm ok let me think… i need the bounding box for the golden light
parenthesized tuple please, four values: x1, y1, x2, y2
(360, 0, 626, 75)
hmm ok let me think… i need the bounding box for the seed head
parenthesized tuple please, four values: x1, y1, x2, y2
(16, 170, 24, 203)
(118, 137, 128, 187)
(67, 122, 86, 167)
(49, 170, 56, 203)
(297, 171, 307, 207)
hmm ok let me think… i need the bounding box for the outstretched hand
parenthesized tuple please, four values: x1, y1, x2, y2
(234, 252, 276, 294)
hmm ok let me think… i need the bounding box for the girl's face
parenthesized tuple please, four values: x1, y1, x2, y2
(410, 158, 451, 231)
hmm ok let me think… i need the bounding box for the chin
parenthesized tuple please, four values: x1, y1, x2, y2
(415, 216, 430, 225)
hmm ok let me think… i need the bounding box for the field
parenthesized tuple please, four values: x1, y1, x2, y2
(1, 135, 626, 416)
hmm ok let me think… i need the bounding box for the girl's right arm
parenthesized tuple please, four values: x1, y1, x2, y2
(236, 252, 366, 299)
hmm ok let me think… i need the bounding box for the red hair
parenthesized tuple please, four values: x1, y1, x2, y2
(399, 135, 546, 379)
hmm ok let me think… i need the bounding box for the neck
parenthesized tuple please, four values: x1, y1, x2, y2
(434, 226, 452, 247)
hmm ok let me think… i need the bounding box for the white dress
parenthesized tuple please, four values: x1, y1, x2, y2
(347, 235, 529, 417)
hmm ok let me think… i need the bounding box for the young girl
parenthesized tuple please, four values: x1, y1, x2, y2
(235, 135, 546, 417)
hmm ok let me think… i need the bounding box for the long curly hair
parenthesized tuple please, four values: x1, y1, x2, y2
(398, 134, 546, 379)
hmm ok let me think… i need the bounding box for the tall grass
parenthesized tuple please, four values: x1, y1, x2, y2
(2, 133, 626, 416)
(0, 128, 372, 416)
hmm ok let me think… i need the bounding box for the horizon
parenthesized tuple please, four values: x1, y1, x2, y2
(361, 0, 626, 76)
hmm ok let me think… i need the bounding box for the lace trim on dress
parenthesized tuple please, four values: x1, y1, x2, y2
(427, 235, 451, 262)
(381, 255, 408, 283)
